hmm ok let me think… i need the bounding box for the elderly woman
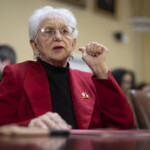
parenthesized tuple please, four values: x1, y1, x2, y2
(0, 6, 134, 130)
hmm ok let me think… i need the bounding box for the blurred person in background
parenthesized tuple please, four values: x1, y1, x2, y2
(111, 68, 135, 95)
(111, 68, 138, 128)
(0, 45, 16, 81)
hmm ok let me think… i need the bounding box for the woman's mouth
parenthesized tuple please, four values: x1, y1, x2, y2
(53, 46, 64, 52)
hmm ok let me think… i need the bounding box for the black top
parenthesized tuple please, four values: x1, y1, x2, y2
(40, 59, 78, 129)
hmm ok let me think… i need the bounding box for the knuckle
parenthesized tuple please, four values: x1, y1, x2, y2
(46, 112, 52, 115)
(104, 47, 109, 52)
(29, 119, 39, 126)
(45, 112, 53, 117)
(40, 115, 47, 121)
(53, 112, 59, 117)
(34, 118, 41, 123)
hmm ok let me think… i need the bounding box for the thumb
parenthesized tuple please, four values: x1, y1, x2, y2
(79, 47, 86, 55)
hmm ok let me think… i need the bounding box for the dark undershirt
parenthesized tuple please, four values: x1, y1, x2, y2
(40, 59, 78, 129)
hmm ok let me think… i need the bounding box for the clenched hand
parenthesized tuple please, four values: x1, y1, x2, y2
(28, 112, 72, 130)
(79, 42, 109, 79)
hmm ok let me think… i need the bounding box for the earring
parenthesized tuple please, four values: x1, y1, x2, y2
(33, 53, 37, 60)
(38, 52, 41, 59)
(33, 52, 41, 60)
(68, 54, 73, 61)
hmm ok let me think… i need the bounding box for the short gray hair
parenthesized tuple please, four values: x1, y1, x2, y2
(29, 6, 78, 40)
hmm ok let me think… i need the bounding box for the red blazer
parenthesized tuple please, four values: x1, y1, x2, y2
(0, 61, 134, 129)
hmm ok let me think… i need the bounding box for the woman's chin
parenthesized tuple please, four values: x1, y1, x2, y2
(46, 57, 68, 67)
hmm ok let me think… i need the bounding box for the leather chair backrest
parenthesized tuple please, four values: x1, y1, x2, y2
(129, 90, 150, 129)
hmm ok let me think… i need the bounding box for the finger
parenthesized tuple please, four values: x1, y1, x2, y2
(86, 44, 91, 55)
(93, 43, 103, 54)
(40, 113, 69, 130)
(42, 117, 62, 129)
(45, 112, 65, 124)
(46, 112, 70, 129)
(50, 113, 69, 129)
(30, 119, 49, 130)
(50, 113, 67, 125)
(79, 47, 86, 54)
(87, 43, 100, 56)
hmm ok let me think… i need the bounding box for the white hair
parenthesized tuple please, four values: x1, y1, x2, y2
(29, 6, 78, 40)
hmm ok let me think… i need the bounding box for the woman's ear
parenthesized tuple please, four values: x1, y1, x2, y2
(72, 38, 76, 50)
(30, 40, 38, 55)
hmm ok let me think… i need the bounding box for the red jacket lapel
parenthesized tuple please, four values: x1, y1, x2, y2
(68, 69, 95, 129)
(24, 61, 53, 117)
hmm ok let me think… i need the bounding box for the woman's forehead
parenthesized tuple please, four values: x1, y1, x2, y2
(40, 17, 67, 27)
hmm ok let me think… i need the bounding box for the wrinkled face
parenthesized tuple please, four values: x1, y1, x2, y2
(121, 73, 132, 94)
(30, 17, 76, 67)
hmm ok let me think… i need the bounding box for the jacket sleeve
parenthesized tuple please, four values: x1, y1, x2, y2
(0, 66, 31, 126)
(92, 71, 135, 129)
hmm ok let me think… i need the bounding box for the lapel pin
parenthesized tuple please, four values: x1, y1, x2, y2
(82, 92, 89, 99)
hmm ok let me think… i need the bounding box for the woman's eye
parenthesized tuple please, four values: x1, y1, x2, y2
(43, 27, 55, 34)
(45, 30, 54, 34)
(62, 29, 69, 34)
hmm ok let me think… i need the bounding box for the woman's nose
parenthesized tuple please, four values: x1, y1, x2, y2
(53, 30, 62, 41)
